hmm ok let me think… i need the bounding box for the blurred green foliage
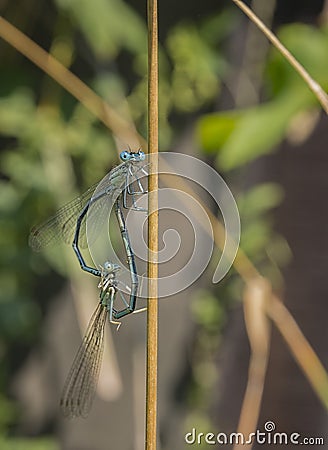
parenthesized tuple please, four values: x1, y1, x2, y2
(0, 0, 232, 440)
(198, 23, 328, 169)
(0, 436, 58, 450)
(128, 11, 233, 146)
(55, 0, 147, 57)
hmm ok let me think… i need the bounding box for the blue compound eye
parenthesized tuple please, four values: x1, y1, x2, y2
(138, 151, 146, 160)
(120, 151, 130, 161)
(104, 261, 113, 271)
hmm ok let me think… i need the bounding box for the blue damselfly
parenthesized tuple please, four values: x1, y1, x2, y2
(29, 150, 147, 276)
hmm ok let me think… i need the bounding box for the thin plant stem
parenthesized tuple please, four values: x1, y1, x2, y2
(233, 277, 271, 450)
(146, 0, 159, 449)
(231, 0, 328, 113)
(267, 295, 328, 409)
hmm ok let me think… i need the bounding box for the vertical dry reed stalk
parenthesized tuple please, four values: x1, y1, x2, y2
(145, 0, 159, 449)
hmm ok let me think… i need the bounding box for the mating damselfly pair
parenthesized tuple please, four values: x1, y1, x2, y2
(29, 150, 148, 417)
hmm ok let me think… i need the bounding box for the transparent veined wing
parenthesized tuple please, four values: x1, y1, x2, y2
(29, 162, 130, 251)
(29, 183, 99, 251)
(60, 301, 107, 418)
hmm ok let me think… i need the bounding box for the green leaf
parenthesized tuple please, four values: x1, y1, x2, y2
(0, 395, 17, 432)
(197, 109, 241, 152)
(240, 219, 272, 256)
(0, 436, 59, 450)
(55, 0, 147, 57)
(238, 183, 284, 218)
(191, 290, 224, 329)
(166, 22, 223, 112)
(268, 24, 328, 93)
(198, 86, 313, 170)
(198, 23, 328, 170)
(0, 90, 35, 136)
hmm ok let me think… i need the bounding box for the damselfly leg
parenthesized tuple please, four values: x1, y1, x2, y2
(113, 199, 138, 319)
(123, 162, 148, 211)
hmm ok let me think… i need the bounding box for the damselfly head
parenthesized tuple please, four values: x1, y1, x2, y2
(103, 261, 120, 274)
(120, 150, 146, 162)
